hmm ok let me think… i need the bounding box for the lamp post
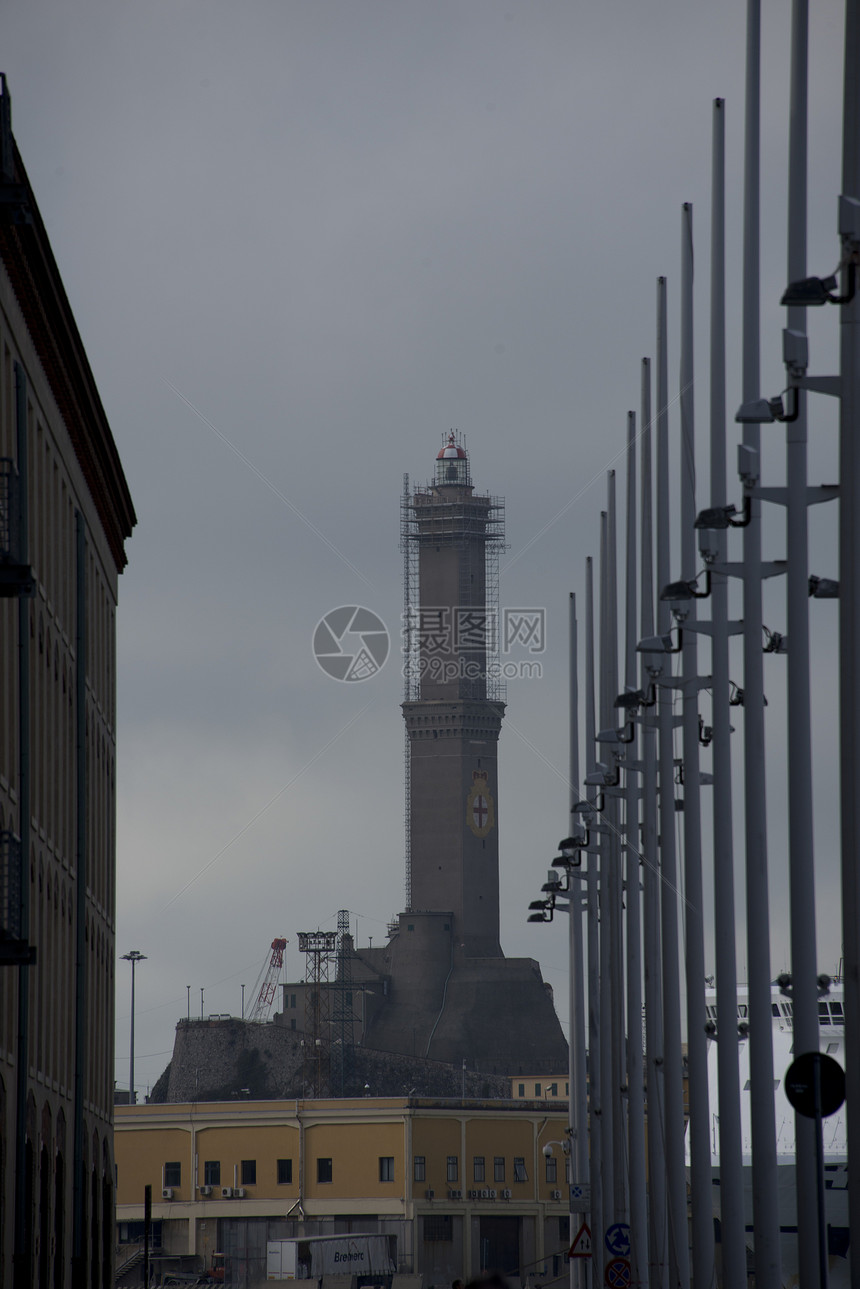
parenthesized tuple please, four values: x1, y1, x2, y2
(121, 950, 147, 1105)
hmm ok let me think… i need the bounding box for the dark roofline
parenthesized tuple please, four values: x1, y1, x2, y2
(0, 137, 135, 572)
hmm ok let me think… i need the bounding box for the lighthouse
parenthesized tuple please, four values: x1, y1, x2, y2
(402, 433, 506, 958)
(351, 434, 567, 1074)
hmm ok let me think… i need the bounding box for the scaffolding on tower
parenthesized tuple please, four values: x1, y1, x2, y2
(247, 937, 288, 1022)
(297, 930, 338, 1097)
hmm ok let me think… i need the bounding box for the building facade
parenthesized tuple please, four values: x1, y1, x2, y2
(115, 1097, 575, 1289)
(0, 78, 135, 1287)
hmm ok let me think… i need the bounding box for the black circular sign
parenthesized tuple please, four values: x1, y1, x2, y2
(784, 1052, 846, 1119)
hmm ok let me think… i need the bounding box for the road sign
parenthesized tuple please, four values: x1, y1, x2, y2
(568, 1222, 592, 1259)
(569, 1182, 591, 1213)
(604, 1223, 631, 1258)
(604, 1258, 631, 1289)
(785, 1052, 846, 1119)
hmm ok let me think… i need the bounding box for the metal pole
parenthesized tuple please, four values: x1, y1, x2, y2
(72, 508, 87, 1288)
(656, 276, 689, 1289)
(242, 984, 246, 1020)
(598, 509, 615, 1249)
(839, 3, 860, 1281)
(785, 7, 821, 1288)
(679, 202, 714, 1289)
(742, 5, 782, 1285)
(122, 951, 146, 1105)
(624, 411, 648, 1289)
(640, 356, 667, 1289)
(586, 555, 604, 1283)
(607, 472, 628, 1227)
(570, 592, 587, 1289)
(707, 95, 747, 1289)
(130, 959, 136, 1103)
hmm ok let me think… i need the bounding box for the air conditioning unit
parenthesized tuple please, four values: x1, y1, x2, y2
(502, 1189, 512, 1199)
(489, 1189, 497, 1199)
(551, 1189, 562, 1200)
(161, 1188, 174, 1200)
(221, 1187, 233, 1198)
(199, 1185, 213, 1197)
(480, 1188, 490, 1199)
(234, 1188, 246, 1198)
(425, 1189, 435, 1200)
(448, 1189, 462, 1200)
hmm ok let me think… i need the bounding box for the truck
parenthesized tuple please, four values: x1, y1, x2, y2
(266, 1233, 397, 1283)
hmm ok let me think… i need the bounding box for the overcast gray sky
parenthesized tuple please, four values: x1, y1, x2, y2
(4, 0, 848, 1098)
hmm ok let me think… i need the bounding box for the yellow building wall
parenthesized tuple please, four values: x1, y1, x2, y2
(411, 1117, 462, 1190)
(463, 1117, 534, 1190)
(116, 1126, 191, 1205)
(194, 1123, 299, 1196)
(304, 1121, 405, 1198)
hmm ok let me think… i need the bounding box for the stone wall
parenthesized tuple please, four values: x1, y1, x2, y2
(149, 1018, 511, 1103)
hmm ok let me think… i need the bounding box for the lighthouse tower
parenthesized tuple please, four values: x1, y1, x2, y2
(352, 435, 567, 1074)
(402, 434, 506, 958)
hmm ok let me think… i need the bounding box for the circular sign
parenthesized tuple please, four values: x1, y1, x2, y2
(604, 1258, 631, 1289)
(604, 1224, 631, 1258)
(784, 1052, 846, 1119)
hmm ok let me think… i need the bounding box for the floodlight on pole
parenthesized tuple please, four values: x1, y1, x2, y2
(780, 262, 856, 306)
(808, 575, 839, 598)
(695, 498, 752, 529)
(637, 630, 682, 655)
(121, 950, 147, 1105)
(660, 570, 712, 601)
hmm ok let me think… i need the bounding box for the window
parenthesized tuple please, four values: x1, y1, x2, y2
(558, 1216, 570, 1242)
(317, 1158, 333, 1184)
(163, 1162, 181, 1188)
(277, 1159, 293, 1185)
(494, 1157, 505, 1183)
(514, 1157, 527, 1183)
(379, 1157, 395, 1182)
(565, 1083, 569, 1096)
(241, 1160, 256, 1186)
(413, 1156, 426, 1183)
(424, 1216, 453, 1242)
(203, 1161, 220, 1187)
(534, 1083, 541, 1097)
(545, 1156, 558, 1183)
(565, 1159, 571, 1183)
(446, 1156, 459, 1183)
(549, 1083, 558, 1097)
(291, 994, 297, 1007)
(517, 1083, 525, 1098)
(473, 1157, 485, 1183)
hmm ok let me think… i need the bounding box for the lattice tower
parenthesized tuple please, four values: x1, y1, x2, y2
(297, 931, 337, 1097)
(330, 910, 355, 1096)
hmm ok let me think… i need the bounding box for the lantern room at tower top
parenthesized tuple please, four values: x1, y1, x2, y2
(435, 429, 471, 487)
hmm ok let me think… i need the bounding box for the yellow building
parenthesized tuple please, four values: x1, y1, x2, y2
(116, 1097, 577, 1288)
(0, 77, 135, 1288)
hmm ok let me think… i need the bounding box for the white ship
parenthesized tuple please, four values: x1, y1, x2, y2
(702, 977, 849, 1288)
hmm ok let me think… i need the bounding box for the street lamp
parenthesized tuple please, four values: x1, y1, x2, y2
(121, 950, 147, 1105)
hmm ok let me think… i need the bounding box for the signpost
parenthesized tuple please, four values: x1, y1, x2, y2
(785, 1052, 846, 1289)
(569, 1183, 591, 1213)
(604, 1224, 631, 1258)
(569, 1223, 592, 1260)
(604, 1257, 631, 1289)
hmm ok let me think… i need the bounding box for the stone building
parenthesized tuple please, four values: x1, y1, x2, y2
(0, 77, 135, 1287)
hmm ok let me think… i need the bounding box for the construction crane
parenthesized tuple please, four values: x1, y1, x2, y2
(248, 937, 288, 1022)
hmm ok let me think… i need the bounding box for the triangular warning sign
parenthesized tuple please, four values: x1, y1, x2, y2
(568, 1223, 592, 1259)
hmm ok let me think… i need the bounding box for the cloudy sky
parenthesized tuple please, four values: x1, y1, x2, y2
(4, 0, 848, 1098)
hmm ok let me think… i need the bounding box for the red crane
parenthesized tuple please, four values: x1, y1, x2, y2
(248, 937, 288, 1022)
